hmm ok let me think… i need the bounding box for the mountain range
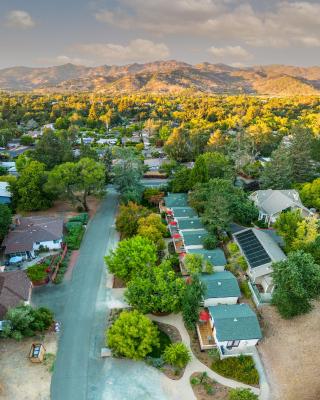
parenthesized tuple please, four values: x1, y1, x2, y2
(0, 60, 319, 95)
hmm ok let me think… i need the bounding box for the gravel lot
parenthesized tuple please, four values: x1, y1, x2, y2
(258, 303, 320, 400)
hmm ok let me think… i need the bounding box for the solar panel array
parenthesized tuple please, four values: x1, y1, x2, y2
(235, 230, 271, 268)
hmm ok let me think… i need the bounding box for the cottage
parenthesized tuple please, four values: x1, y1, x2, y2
(180, 229, 208, 250)
(200, 272, 241, 306)
(163, 193, 188, 208)
(0, 271, 32, 318)
(175, 217, 204, 231)
(2, 216, 64, 260)
(250, 189, 313, 226)
(144, 158, 165, 172)
(0, 182, 11, 204)
(187, 248, 227, 271)
(233, 228, 286, 301)
(170, 207, 197, 219)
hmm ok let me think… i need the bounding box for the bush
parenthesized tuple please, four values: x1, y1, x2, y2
(163, 343, 191, 369)
(148, 329, 171, 358)
(26, 264, 48, 282)
(229, 388, 258, 400)
(211, 355, 259, 385)
(64, 224, 85, 250)
(203, 235, 218, 250)
(68, 213, 88, 224)
(227, 242, 239, 256)
(106, 310, 159, 360)
(240, 280, 252, 299)
(237, 256, 248, 271)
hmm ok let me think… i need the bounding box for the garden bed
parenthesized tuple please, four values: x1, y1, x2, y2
(190, 372, 230, 400)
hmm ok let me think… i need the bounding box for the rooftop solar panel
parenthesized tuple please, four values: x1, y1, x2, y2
(235, 230, 271, 268)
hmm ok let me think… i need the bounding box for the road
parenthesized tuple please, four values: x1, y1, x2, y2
(32, 188, 168, 400)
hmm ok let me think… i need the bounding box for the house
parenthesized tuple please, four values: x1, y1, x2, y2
(188, 248, 227, 271)
(175, 217, 204, 231)
(0, 182, 11, 204)
(163, 193, 188, 208)
(0, 271, 32, 318)
(200, 271, 241, 306)
(207, 304, 262, 357)
(250, 189, 313, 226)
(169, 207, 197, 219)
(180, 229, 209, 250)
(2, 216, 64, 260)
(0, 161, 18, 176)
(144, 158, 165, 172)
(233, 228, 286, 303)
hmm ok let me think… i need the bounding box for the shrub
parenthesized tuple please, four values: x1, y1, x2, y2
(228, 388, 258, 400)
(240, 280, 252, 299)
(68, 213, 88, 224)
(106, 310, 159, 360)
(64, 224, 85, 250)
(227, 242, 239, 256)
(26, 264, 48, 282)
(237, 256, 248, 271)
(203, 235, 218, 250)
(211, 355, 259, 385)
(163, 343, 191, 369)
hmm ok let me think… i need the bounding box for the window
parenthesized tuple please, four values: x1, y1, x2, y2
(35, 241, 40, 245)
(227, 340, 240, 348)
(53, 239, 60, 244)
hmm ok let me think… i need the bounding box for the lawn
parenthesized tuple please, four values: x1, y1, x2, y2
(211, 355, 259, 386)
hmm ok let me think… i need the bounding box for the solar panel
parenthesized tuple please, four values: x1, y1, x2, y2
(235, 230, 271, 268)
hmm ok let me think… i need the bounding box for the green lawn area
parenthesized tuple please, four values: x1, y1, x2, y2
(211, 355, 259, 385)
(148, 328, 172, 358)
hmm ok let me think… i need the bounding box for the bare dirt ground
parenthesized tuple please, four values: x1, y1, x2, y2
(259, 303, 320, 400)
(22, 196, 101, 221)
(0, 332, 57, 400)
(190, 372, 230, 400)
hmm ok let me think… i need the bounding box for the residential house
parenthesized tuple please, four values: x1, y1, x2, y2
(0, 161, 18, 176)
(250, 189, 313, 226)
(197, 304, 262, 355)
(0, 182, 11, 204)
(169, 207, 197, 219)
(180, 229, 209, 250)
(233, 227, 286, 304)
(0, 271, 32, 318)
(2, 216, 64, 260)
(144, 158, 166, 172)
(200, 271, 241, 306)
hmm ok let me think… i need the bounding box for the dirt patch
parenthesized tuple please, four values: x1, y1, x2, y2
(113, 276, 126, 288)
(259, 303, 320, 400)
(190, 372, 230, 400)
(22, 196, 101, 221)
(188, 328, 213, 368)
(0, 332, 57, 400)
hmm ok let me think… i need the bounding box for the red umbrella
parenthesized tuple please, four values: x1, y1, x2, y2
(169, 221, 177, 226)
(180, 252, 186, 257)
(199, 310, 210, 322)
(166, 210, 173, 215)
(173, 233, 181, 239)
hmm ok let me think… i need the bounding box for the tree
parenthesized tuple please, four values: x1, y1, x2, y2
(0, 204, 12, 240)
(16, 160, 53, 211)
(3, 305, 54, 340)
(125, 261, 186, 314)
(137, 213, 167, 250)
(105, 236, 157, 281)
(261, 145, 293, 189)
(299, 178, 320, 210)
(106, 310, 159, 360)
(170, 167, 192, 193)
(291, 216, 319, 251)
(31, 129, 73, 169)
(116, 202, 150, 238)
(20, 135, 35, 146)
(229, 388, 258, 400)
(112, 148, 144, 203)
(163, 343, 191, 369)
(164, 127, 192, 162)
(182, 275, 206, 329)
(274, 210, 303, 251)
(272, 251, 320, 318)
(46, 158, 105, 211)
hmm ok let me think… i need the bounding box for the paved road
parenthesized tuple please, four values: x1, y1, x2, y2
(33, 188, 168, 400)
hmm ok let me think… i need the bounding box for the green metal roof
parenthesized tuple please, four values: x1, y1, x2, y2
(208, 304, 262, 342)
(164, 193, 188, 207)
(200, 271, 241, 300)
(188, 248, 227, 266)
(182, 229, 208, 246)
(176, 217, 204, 230)
(171, 207, 197, 218)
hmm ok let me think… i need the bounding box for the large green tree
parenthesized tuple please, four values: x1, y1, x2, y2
(46, 157, 105, 211)
(125, 261, 186, 314)
(272, 250, 320, 318)
(0, 204, 12, 240)
(164, 126, 192, 162)
(299, 178, 320, 210)
(106, 310, 159, 360)
(182, 275, 206, 330)
(105, 235, 157, 281)
(115, 202, 151, 238)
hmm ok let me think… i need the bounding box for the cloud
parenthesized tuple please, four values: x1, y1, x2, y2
(6, 10, 35, 29)
(94, 1, 320, 48)
(208, 45, 253, 61)
(36, 55, 93, 66)
(75, 39, 170, 64)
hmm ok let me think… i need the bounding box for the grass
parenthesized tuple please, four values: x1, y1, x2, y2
(148, 329, 172, 358)
(240, 280, 252, 299)
(43, 353, 56, 373)
(211, 355, 259, 385)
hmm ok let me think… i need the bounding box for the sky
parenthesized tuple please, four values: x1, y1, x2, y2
(0, 0, 319, 69)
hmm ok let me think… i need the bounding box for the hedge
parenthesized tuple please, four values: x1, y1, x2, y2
(211, 355, 259, 385)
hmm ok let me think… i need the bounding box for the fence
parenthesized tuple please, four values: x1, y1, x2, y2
(50, 245, 68, 282)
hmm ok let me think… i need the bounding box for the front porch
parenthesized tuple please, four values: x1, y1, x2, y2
(196, 319, 216, 350)
(218, 344, 256, 359)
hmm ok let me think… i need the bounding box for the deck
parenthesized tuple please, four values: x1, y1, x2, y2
(196, 321, 216, 350)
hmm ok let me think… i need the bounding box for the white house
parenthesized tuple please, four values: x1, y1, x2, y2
(199, 271, 241, 306)
(250, 189, 313, 226)
(2, 216, 64, 260)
